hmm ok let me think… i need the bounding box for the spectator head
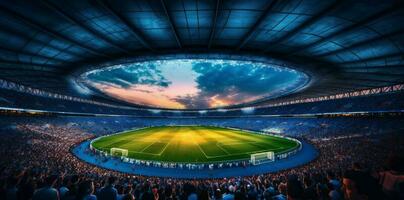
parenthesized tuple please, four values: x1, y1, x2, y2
(326, 170, 335, 180)
(343, 170, 362, 200)
(386, 154, 404, 172)
(107, 176, 117, 186)
(78, 180, 94, 197)
(152, 186, 158, 195)
(117, 184, 124, 194)
(228, 185, 235, 194)
(352, 162, 363, 171)
(303, 176, 312, 187)
(278, 182, 287, 195)
(45, 175, 58, 187)
(71, 175, 80, 184)
(214, 189, 222, 199)
(61, 176, 70, 186)
(122, 194, 135, 200)
(342, 170, 383, 200)
(124, 185, 133, 194)
(287, 176, 303, 200)
(316, 183, 328, 199)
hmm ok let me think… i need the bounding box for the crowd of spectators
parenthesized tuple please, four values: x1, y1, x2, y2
(2, 115, 403, 139)
(0, 117, 403, 200)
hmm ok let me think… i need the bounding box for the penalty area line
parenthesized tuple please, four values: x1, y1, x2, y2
(139, 141, 157, 153)
(157, 142, 170, 156)
(216, 143, 231, 155)
(193, 139, 211, 160)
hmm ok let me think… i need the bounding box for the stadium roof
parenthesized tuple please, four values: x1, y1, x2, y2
(0, 0, 403, 109)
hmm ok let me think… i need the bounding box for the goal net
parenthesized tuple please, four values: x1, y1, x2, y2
(110, 148, 128, 158)
(250, 151, 275, 165)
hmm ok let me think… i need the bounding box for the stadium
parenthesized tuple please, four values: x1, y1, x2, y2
(0, 0, 403, 200)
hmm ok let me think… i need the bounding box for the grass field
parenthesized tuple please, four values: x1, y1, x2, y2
(91, 126, 299, 163)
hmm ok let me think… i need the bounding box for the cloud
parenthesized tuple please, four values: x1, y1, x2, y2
(172, 94, 211, 109)
(170, 61, 303, 108)
(192, 62, 297, 94)
(85, 60, 307, 109)
(86, 63, 171, 89)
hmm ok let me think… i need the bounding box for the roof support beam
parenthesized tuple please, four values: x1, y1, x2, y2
(8, 79, 64, 84)
(236, 0, 278, 50)
(287, 4, 402, 56)
(0, 46, 71, 64)
(340, 65, 404, 70)
(340, 52, 403, 65)
(208, 0, 221, 49)
(0, 66, 62, 75)
(319, 85, 359, 91)
(0, 59, 61, 68)
(327, 80, 383, 88)
(40, 0, 131, 55)
(160, 0, 182, 48)
(0, 26, 86, 59)
(336, 77, 403, 84)
(263, 0, 341, 52)
(0, 68, 59, 77)
(0, 6, 110, 58)
(343, 83, 380, 88)
(299, 89, 338, 95)
(94, 0, 155, 52)
(340, 71, 404, 77)
(0, 72, 61, 79)
(317, 30, 404, 57)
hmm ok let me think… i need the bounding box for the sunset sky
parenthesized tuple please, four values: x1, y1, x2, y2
(83, 59, 308, 109)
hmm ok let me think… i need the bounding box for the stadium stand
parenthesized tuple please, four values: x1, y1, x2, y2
(1, 108, 404, 199)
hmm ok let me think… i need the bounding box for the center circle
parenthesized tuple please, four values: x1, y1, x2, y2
(80, 58, 309, 109)
(90, 126, 300, 164)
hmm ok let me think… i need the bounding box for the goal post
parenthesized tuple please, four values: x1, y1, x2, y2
(250, 151, 275, 165)
(110, 148, 128, 158)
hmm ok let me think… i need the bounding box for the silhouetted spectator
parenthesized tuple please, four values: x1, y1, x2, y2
(33, 175, 60, 200)
(97, 177, 117, 200)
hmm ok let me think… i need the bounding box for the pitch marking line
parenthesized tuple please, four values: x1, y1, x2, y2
(99, 127, 296, 162)
(157, 142, 170, 156)
(188, 128, 211, 160)
(156, 129, 179, 156)
(218, 141, 260, 146)
(109, 144, 283, 158)
(139, 141, 157, 153)
(216, 142, 230, 155)
(128, 150, 160, 156)
(193, 128, 231, 157)
(101, 129, 159, 147)
(196, 143, 210, 160)
(191, 136, 210, 160)
(201, 147, 284, 159)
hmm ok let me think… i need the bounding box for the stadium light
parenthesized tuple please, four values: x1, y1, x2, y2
(241, 107, 255, 114)
(198, 110, 207, 114)
(149, 109, 161, 114)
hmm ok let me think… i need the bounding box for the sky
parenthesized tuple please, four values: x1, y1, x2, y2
(83, 59, 308, 109)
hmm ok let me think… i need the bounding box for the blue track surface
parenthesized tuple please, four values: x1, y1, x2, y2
(72, 139, 318, 179)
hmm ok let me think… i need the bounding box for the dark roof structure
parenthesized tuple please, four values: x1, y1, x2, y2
(0, 0, 403, 109)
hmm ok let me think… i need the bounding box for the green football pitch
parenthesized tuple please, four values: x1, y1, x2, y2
(91, 126, 299, 163)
